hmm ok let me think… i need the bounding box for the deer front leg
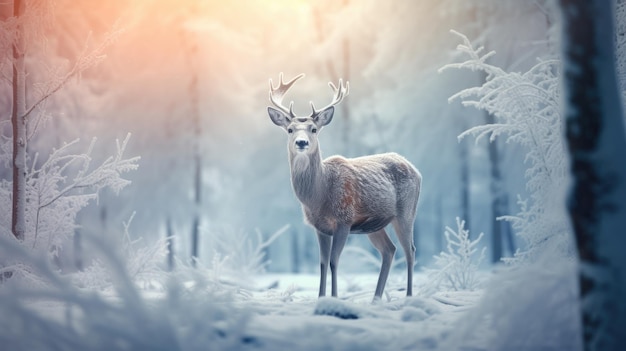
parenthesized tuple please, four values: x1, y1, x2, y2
(329, 227, 349, 297)
(316, 231, 331, 297)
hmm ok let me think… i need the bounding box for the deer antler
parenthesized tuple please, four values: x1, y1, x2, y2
(269, 73, 305, 117)
(310, 79, 350, 116)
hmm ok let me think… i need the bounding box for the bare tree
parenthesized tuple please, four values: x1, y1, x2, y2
(180, 19, 202, 267)
(5, 0, 112, 241)
(312, 0, 352, 155)
(560, 1, 626, 349)
(9, 0, 26, 240)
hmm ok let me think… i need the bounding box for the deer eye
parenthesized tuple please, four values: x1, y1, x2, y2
(287, 128, 293, 134)
(311, 128, 317, 134)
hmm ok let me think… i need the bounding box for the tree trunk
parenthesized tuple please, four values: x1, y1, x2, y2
(486, 112, 503, 262)
(560, 1, 626, 349)
(459, 127, 471, 234)
(11, 0, 27, 241)
(435, 195, 443, 253)
(191, 154, 201, 267)
(501, 193, 516, 256)
(166, 217, 175, 271)
(291, 227, 300, 273)
(181, 18, 202, 267)
(312, 0, 351, 155)
(341, 19, 351, 156)
(74, 230, 83, 271)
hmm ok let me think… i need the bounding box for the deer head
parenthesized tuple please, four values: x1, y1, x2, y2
(267, 73, 349, 155)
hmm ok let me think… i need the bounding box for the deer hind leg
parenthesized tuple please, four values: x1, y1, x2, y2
(367, 229, 396, 300)
(392, 217, 416, 296)
(329, 227, 349, 297)
(316, 231, 331, 297)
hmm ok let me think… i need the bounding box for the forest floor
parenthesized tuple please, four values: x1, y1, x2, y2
(6, 270, 484, 351)
(209, 273, 482, 350)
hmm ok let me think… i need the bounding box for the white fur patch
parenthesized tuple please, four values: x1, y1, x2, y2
(291, 153, 311, 174)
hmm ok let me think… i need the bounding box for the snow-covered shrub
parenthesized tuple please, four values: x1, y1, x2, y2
(0, 231, 252, 351)
(71, 213, 168, 290)
(211, 225, 288, 276)
(438, 30, 583, 351)
(421, 217, 486, 295)
(439, 30, 572, 262)
(0, 134, 139, 260)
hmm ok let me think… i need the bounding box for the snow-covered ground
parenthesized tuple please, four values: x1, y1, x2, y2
(1, 268, 483, 351)
(236, 273, 480, 350)
(0, 234, 579, 351)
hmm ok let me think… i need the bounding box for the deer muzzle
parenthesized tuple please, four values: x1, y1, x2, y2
(295, 138, 309, 151)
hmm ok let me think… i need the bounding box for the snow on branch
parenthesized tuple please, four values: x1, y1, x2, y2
(440, 31, 571, 262)
(0, 134, 139, 255)
(33, 134, 138, 213)
(439, 30, 504, 80)
(23, 22, 124, 125)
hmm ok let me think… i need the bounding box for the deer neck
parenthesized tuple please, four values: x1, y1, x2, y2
(289, 146, 325, 206)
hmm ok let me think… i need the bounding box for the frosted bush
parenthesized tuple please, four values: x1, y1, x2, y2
(71, 214, 168, 290)
(0, 233, 252, 351)
(0, 134, 139, 260)
(211, 225, 288, 276)
(421, 217, 486, 295)
(438, 29, 582, 351)
(439, 30, 572, 262)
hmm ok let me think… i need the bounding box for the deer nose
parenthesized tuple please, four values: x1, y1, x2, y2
(295, 139, 309, 149)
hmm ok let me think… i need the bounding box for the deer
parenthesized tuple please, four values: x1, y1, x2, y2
(267, 73, 422, 301)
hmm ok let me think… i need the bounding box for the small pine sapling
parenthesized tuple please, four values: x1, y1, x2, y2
(422, 217, 486, 295)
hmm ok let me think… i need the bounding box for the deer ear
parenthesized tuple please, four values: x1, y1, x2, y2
(314, 106, 334, 127)
(268, 107, 291, 128)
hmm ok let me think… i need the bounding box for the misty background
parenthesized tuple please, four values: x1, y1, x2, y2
(1, 0, 556, 273)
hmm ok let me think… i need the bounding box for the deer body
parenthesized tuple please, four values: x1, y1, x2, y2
(293, 152, 417, 235)
(268, 74, 421, 300)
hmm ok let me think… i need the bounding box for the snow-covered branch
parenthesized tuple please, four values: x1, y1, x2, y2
(0, 134, 139, 254)
(23, 24, 123, 126)
(441, 31, 570, 262)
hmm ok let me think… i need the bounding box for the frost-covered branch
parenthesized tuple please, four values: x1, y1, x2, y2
(439, 30, 505, 80)
(23, 25, 123, 127)
(440, 31, 570, 262)
(36, 134, 139, 211)
(0, 134, 139, 254)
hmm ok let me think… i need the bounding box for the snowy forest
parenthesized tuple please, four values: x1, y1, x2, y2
(1, 0, 626, 350)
